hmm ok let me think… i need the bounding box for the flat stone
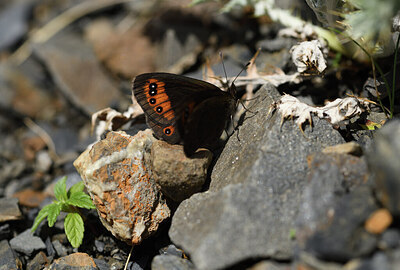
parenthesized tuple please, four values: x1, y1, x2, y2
(48, 253, 96, 270)
(13, 188, 48, 208)
(0, 197, 22, 222)
(33, 33, 123, 115)
(150, 140, 212, 202)
(9, 229, 46, 256)
(0, 240, 21, 270)
(152, 254, 195, 270)
(85, 19, 155, 78)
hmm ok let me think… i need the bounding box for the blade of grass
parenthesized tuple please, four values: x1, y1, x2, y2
(392, 33, 400, 116)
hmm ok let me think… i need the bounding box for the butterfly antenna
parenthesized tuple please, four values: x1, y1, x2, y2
(219, 52, 229, 86)
(231, 61, 250, 86)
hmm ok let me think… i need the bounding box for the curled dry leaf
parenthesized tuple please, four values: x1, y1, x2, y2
(290, 40, 328, 74)
(272, 94, 369, 131)
(91, 100, 144, 140)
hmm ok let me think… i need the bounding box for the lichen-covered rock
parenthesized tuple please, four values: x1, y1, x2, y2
(73, 130, 170, 245)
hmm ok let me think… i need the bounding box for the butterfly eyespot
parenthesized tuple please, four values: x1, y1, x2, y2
(163, 126, 174, 136)
(149, 83, 157, 95)
(149, 98, 156, 104)
(156, 106, 163, 113)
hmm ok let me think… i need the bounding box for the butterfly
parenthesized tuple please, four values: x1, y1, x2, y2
(132, 72, 239, 157)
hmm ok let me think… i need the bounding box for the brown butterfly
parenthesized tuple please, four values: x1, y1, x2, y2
(132, 72, 240, 156)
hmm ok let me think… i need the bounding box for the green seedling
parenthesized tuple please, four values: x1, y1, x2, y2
(31, 176, 96, 248)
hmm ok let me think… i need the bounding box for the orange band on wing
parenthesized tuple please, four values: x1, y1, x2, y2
(144, 79, 174, 120)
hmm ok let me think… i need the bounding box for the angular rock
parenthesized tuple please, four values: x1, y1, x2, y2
(52, 240, 68, 257)
(48, 253, 96, 270)
(296, 152, 378, 262)
(33, 33, 123, 115)
(150, 140, 212, 202)
(152, 254, 195, 270)
(74, 130, 170, 245)
(210, 84, 345, 192)
(169, 84, 346, 270)
(301, 186, 378, 262)
(0, 240, 21, 270)
(9, 229, 46, 256)
(27, 251, 50, 270)
(367, 119, 400, 216)
(0, 197, 22, 222)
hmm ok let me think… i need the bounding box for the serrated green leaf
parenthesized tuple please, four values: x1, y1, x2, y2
(67, 181, 85, 198)
(31, 204, 52, 232)
(54, 176, 68, 202)
(47, 203, 62, 227)
(67, 191, 96, 209)
(65, 212, 84, 248)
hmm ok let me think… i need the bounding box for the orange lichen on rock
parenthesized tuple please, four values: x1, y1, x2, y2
(73, 130, 170, 245)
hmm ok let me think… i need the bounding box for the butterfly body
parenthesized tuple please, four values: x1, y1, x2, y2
(132, 72, 237, 156)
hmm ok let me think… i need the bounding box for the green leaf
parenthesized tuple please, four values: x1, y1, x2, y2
(65, 212, 84, 248)
(31, 204, 52, 232)
(67, 181, 85, 198)
(47, 203, 62, 227)
(67, 191, 96, 209)
(54, 176, 68, 202)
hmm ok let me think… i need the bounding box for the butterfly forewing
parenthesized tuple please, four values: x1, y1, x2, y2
(132, 72, 236, 155)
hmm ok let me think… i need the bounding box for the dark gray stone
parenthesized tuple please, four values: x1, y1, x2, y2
(0, 1, 32, 50)
(9, 229, 46, 256)
(296, 152, 372, 233)
(210, 84, 345, 192)
(152, 254, 195, 270)
(27, 251, 49, 270)
(93, 259, 110, 270)
(169, 84, 346, 270)
(160, 244, 183, 257)
(45, 237, 56, 257)
(303, 186, 378, 262)
(367, 119, 400, 216)
(94, 240, 104, 253)
(356, 251, 390, 270)
(379, 229, 400, 250)
(0, 223, 11, 241)
(52, 240, 68, 257)
(0, 240, 20, 270)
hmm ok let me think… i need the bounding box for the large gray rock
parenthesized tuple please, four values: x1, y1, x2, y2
(367, 119, 400, 216)
(169, 84, 346, 270)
